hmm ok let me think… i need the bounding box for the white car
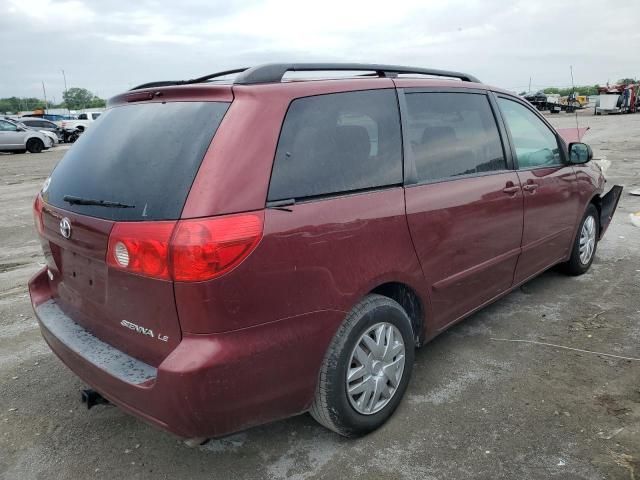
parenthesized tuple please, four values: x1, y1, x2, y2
(38, 129, 58, 146)
(0, 119, 52, 153)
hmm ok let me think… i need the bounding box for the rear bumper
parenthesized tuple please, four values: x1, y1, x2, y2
(29, 267, 344, 439)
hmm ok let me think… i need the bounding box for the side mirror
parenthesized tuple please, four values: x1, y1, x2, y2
(568, 142, 592, 164)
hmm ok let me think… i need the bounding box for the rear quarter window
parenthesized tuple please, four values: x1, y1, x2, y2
(44, 101, 229, 221)
(268, 89, 402, 201)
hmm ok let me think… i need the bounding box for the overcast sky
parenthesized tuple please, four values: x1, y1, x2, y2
(1, 0, 639, 102)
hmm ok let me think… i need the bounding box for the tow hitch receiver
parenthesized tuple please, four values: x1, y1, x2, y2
(81, 389, 110, 409)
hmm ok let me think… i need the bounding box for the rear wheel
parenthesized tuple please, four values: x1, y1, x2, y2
(562, 204, 599, 276)
(26, 138, 44, 153)
(310, 294, 415, 437)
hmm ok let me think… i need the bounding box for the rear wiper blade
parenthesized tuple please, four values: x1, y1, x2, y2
(63, 195, 135, 208)
(266, 198, 295, 212)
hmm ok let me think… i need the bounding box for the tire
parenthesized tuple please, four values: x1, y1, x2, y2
(310, 294, 415, 437)
(561, 204, 599, 276)
(26, 138, 44, 154)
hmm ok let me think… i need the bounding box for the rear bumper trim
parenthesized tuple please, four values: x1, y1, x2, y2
(36, 299, 157, 385)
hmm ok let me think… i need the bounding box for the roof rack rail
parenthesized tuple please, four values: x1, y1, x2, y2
(129, 64, 480, 91)
(233, 63, 481, 85)
(130, 68, 248, 91)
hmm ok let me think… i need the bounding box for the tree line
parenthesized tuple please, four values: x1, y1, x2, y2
(0, 88, 106, 113)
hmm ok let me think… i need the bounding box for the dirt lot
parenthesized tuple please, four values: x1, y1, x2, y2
(1, 112, 639, 480)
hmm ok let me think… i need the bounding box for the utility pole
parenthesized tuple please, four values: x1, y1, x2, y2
(42, 81, 48, 114)
(528, 77, 532, 93)
(61, 69, 68, 113)
(62, 70, 69, 112)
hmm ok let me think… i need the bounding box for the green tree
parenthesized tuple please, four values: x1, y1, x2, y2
(617, 78, 637, 85)
(62, 87, 105, 109)
(0, 96, 47, 113)
(87, 97, 106, 108)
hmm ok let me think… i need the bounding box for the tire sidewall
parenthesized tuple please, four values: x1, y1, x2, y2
(27, 139, 43, 153)
(325, 298, 415, 436)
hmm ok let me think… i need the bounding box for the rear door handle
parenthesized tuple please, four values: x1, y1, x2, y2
(523, 183, 539, 192)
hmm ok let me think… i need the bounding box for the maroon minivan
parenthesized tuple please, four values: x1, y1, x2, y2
(29, 64, 622, 441)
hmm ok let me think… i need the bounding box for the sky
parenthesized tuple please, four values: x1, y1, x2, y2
(1, 0, 639, 102)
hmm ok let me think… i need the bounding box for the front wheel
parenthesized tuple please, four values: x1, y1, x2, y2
(562, 204, 599, 276)
(310, 294, 415, 437)
(26, 138, 44, 153)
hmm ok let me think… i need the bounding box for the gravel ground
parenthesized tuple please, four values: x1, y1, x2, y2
(1, 112, 639, 480)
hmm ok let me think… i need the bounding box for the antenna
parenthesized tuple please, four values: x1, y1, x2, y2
(570, 65, 580, 140)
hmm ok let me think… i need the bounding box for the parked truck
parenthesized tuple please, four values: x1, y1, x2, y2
(61, 111, 102, 132)
(60, 111, 102, 142)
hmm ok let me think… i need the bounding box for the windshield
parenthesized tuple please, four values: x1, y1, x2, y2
(43, 101, 230, 221)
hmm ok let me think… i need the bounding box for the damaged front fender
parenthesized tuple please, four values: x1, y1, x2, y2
(599, 185, 623, 239)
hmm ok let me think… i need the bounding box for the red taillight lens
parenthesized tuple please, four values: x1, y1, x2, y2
(33, 194, 44, 235)
(107, 221, 175, 280)
(171, 212, 264, 282)
(105, 211, 264, 282)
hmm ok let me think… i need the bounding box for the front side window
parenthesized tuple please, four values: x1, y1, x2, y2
(497, 97, 562, 168)
(92, 113, 101, 120)
(77, 114, 87, 120)
(268, 89, 402, 201)
(0, 120, 17, 131)
(405, 92, 506, 182)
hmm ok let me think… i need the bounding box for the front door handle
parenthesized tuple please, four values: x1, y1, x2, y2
(502, 185, 520, 195)
(523, 182, 539, 192)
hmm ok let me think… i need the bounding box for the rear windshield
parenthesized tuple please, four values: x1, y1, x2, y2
(43, 101, 229, 221)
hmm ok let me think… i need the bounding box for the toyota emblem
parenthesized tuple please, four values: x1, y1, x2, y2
(59, 217, 72, 239)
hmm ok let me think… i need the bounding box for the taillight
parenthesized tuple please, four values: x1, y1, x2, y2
(171, 212, 264, 282)
(107, 222, 175, 280)
(33, 194, 44, 235)
(106, 211, 264, 282)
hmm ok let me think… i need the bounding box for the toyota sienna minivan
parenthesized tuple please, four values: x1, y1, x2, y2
(29, 63, 622, 441)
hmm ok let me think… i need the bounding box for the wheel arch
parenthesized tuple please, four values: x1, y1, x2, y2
(26, 135, 44, 145)
(369, 281, 426, 346)
(589, 193, 603, 235)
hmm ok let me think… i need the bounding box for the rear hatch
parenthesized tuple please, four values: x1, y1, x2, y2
(38, 97, 230, 366)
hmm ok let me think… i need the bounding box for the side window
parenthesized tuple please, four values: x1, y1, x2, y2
(405, 92, 506, 182)
(497, 97, 561, 168)
(92, 113, 101, 120)
(77, 114, 87, 120)
(0, 121, 18, 131)
(268, 90, 402, 201)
